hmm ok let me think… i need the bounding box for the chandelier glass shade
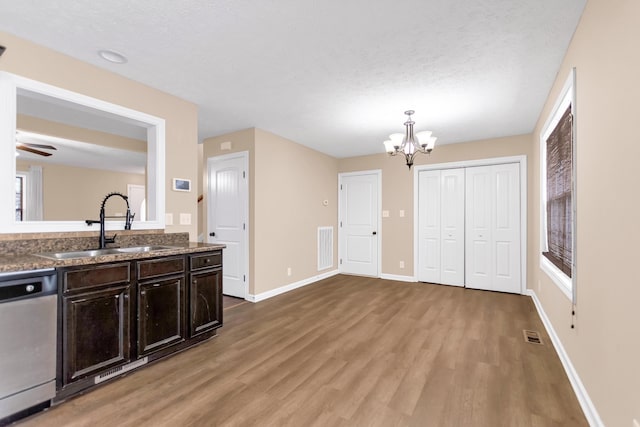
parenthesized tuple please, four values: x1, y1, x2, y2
(383, 110, 437, 169)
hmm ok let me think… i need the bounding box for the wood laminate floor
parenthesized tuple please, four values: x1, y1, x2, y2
(223, 294, 248, 310)
(19, 275, 587, 426)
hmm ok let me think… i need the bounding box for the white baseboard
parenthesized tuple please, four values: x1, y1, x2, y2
(379, 273, 416, 283)
(526, 290, 604, 427)
(247, 269, 339, 303)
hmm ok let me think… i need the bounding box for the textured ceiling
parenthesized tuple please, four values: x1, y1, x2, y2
(0, 0, 586, 158)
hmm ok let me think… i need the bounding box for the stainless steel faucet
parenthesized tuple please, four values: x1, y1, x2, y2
(85, 192, 134, 249)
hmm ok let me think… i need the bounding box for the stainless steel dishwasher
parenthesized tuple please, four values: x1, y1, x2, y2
(0, 268, 57, 422)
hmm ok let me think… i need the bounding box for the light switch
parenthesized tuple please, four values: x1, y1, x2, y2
(399, 210, 405, 217)
(165, 213, 173, 225)
(180, 213, 191, 225)
(382, 210, 389, 218)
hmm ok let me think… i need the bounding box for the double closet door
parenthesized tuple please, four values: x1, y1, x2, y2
(417, 163, 521, 294)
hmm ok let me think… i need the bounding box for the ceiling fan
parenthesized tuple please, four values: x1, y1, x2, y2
(15, 131, 58, 157)
(16, 141, 57, 157)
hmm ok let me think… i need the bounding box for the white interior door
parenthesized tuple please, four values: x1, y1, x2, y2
(465, 163, 520, 293)
(339, 172, 379, 277)
(207, 154, 248, 298)
(417, 169, 464, 286)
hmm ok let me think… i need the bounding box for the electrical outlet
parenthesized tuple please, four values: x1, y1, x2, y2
(399, 210, 405, 217)
(399, 261, 405, 269)
(382, 210, 389, 218)
(287, 267, 292, 276)
(165, 213, 173, 225)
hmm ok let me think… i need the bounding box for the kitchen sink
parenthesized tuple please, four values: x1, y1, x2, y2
(36, 245, 180, 260)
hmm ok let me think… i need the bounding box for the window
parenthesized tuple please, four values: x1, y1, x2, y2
(540, 70, 575, 299)
(15, 174, 26, 221)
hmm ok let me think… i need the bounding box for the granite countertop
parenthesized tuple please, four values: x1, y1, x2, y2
(0, 242, 226, 273)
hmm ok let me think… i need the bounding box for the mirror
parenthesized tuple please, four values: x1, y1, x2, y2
(0, 71, 165, 233)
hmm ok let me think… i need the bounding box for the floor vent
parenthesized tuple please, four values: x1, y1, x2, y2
(318, 226, 333, 271)
(523, 330, 543, 345)
(94, 357, 148, 384)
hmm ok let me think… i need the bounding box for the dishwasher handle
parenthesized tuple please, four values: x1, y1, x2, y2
(0, 272, 57, 303)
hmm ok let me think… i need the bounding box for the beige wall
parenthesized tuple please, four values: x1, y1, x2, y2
(530, 0, 640, 425)
(17, 160, 144, 221)
(1, 31, 199, 239)
(339, 134, 532, 276)
(253, 128, 337, 294)
(202, 128, 337, 296)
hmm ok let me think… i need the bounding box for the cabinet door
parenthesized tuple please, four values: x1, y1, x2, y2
(62, 285, 130, 385)
(138, 275, 186, 356)
(189, 268, 222, 337)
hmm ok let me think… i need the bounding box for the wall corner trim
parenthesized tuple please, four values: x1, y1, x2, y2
(525, 289, 604, 427)
(247, 269, 340, 303)
(379, 273, 416, 283)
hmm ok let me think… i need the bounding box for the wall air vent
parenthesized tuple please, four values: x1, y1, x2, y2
(318, 226, 333, 271)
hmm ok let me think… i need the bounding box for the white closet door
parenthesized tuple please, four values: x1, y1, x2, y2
(492, 163, 521, 293)
(418, 170, 441, 283)
(417, 169, 464, 286)
(440, 169, 465, 286)
(465, 163, 520, 293)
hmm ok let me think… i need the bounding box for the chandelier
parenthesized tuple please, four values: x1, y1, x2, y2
(383, 110, 437, 169)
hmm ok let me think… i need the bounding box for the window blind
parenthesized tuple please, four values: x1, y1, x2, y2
(544, 105, 573, 277)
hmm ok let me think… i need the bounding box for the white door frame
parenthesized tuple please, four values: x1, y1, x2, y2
(338, 170, 382, 278)
(206, 151, 249, 300)
(413, 155, 527, 294)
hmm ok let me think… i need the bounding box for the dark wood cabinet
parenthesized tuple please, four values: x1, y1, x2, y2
(189, 251, 223, 337)
(57, 249, 223, 400)
(137, 259, 186, 356)
(60, 263, 132, 387)
(189, 269, 222, 337)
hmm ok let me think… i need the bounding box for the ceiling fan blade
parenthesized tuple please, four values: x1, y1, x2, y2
(18, 142, 57, 150)
(16, 144, 53, 157)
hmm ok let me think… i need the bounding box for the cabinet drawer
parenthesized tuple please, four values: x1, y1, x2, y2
(137, 256, 185, 280)
(63, 263, 131, 293)
(190, 251, 222, 271)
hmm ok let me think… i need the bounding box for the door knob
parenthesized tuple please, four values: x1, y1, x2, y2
(372, 231, 377, 235)
(209, 232, 215, 237)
